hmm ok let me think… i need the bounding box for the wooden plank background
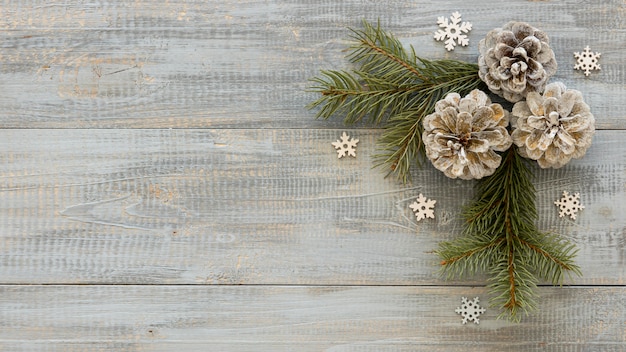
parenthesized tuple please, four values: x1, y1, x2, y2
(0, 0, 624, 350)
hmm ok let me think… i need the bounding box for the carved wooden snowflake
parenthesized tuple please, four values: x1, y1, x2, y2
(554, 191, 585, 220)
(331, 132, 359, 158)
(434, 11, 472, 51)
(409, 194, 436, 221)
(574, 46, 601, 76)
(455, 297, 486, 325)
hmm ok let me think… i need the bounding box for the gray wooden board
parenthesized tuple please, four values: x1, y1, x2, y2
(0, 0, 624, 129)
(1, 129, 624, 285)
(0, 285, 624, 351)
(1, 0, 625, 349)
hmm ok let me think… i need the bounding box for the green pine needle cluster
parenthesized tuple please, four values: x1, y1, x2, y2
(307, 20, 483, 183)
(307, 20, 581, 322)
(436, 148, 581, 321)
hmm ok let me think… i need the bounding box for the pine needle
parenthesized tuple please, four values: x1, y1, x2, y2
(437, 148, 581, 321)
(307, 19, 484, 182)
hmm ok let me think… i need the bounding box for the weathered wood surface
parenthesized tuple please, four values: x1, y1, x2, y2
(1, 285, 625, 352)
(0, 0, 624, 129)
(1, 0, 625, 350)
(1, 129, 624, 285)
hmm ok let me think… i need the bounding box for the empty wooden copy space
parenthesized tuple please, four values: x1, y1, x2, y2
(0, 1, 624, 351)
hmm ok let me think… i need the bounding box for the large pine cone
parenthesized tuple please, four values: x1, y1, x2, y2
(478, 21, 557, 103)
(422, 90, 512, 180)
(511, 82, 595, 168)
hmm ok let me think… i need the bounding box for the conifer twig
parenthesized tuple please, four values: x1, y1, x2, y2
(436, 148, 581, 321)
(306, 20, 581, 322)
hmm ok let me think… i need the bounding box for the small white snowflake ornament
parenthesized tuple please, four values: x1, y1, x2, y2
(574, 46, 601, 76)
(434, 11, 472, 51)
(409, 194, 436, 221)
(455, 297, 486, 325)
(332, 132, 359, 158)
(554, 191, 585, 220)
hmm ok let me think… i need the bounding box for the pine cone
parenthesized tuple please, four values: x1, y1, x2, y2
(478, 21, 557, 103)
(511, 82, 595, 168)
(422, 90, 512, 180)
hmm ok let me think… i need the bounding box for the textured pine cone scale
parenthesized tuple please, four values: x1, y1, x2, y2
(422, 90, 513, 180)
(478, 21, 557, 103)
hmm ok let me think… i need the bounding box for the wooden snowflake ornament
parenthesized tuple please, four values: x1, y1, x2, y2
(455, 297, 486, 325)
(332, 132, 359, 158)
(434, 12, 472, 51)
(574, 46, 601, 76)
(554, 191, 585, 220)
(409, 194, 436, 221)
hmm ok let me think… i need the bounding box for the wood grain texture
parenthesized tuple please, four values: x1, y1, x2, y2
(0, 0, 624, 128)
(0, 285, 624, 352)
(1, 129, 624, 285)
(1, 0, 625, 349)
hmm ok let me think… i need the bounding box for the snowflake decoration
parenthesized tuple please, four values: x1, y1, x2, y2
(554, 191, 585, 220)
(574, 46, 601, 76)
(455, 297, 486, 325)
(409, 193, 436, 221)
(331, 132, 359, 158)
(434, 11, 472, 51)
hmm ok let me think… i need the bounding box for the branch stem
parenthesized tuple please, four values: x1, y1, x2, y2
(359, 37, 431, 83)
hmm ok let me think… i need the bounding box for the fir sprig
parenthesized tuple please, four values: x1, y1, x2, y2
(307, 20, 483, 182)
(307, 20, 581, 322)
(436, 148, 581, 321)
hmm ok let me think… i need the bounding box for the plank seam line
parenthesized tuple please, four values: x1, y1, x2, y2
(0, 284, 624, 288)
(0, 127, 623, 131)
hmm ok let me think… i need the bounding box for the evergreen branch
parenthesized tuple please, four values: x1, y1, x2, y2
(438, 235, 504, 279)
(372, 110, 424, 183)
(307, 70, 426, 125)
(307, 20, 584, 324)
(348, 20, 430, 83)
(519, 233, 582, 284)
(489, 252, 538, 321)
(306, 20, 483, 181)
(437, 148, 581, 321)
